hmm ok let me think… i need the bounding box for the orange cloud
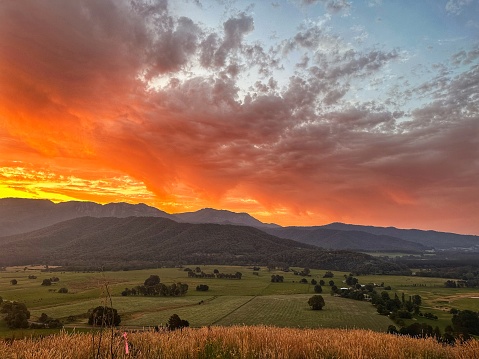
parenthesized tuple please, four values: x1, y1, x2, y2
(0, 1, 478, 235)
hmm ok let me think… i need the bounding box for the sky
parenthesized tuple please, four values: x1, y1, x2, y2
(0, 0, 478, 234)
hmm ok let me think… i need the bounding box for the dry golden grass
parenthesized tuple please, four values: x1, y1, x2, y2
(0, 326, 478, 359)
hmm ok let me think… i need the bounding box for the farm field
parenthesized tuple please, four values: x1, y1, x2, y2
(1, 265, 478, 337)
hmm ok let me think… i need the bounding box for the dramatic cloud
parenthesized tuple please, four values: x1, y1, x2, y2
(0, 0, 478, 234)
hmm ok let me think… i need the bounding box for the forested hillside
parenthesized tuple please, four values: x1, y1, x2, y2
(0, 216, 408, 274)
(264, 227, 429, 252)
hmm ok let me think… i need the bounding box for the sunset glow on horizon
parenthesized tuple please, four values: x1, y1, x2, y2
(1, 0, 478, 234)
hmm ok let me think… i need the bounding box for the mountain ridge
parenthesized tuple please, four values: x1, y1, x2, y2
(263, 226, 431, 253)
(0, 216, 409, 274)
(1, 198, 478, 252)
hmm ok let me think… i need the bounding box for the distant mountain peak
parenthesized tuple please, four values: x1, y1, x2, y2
(173, 207, 280, 229)
(0, 198, 176, 237)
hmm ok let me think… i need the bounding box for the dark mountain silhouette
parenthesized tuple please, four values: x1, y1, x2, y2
(0, 216, 408, 274)
(264, 227, 430, 253)
(1, 198, 476, 253)
(0, 198, 174, 237)
(323, 223, 479, 251)
(173, 208, 280, 229)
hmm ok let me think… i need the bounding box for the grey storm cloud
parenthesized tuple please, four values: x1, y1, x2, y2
(1, 0, 478, 233)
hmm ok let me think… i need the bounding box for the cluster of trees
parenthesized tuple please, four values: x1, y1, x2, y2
(444, 279, 479, 288)
(373, 291, 421, 319)
(387, 323, 454, 343)
(271, 275, 284, 283)
(41, 277, 60, 286)
(1, 298, 64, 329)
(186, 268, 242, 279)
(1, 301, 30, 329)
(388, 310, 479, 344)
(88, 306, 121, 327)
(332, 284, 370, 301)
(196, 284, 209, 291)
(31, 313, 62, 329)
(121, 275, 188, 297)
(451, 309, 479, 336)
(421, 312, 438, 320)
(323, 271, 334, 278)
(293, 268, 310, 276)
(167, 314, 189, 331)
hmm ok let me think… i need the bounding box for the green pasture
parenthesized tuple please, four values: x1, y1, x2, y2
(1, 265, 478, 337)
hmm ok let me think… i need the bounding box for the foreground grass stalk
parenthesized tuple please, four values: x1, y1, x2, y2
(0, 326, 478, 359)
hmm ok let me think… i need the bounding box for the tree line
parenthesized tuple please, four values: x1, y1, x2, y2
(121, 275, 188, 297)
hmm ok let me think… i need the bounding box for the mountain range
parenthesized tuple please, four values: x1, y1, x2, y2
(0, 215, 408, 274)
(0, 198, 478, 254)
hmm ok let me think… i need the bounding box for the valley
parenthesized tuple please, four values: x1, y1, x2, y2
(1, 265, 477, 338)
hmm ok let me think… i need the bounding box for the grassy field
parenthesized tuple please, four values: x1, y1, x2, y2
(1, 265, 478, 337)
(1, 326, 478, 359)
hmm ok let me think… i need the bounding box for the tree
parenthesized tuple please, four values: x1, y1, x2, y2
(387, 325, 398, 334)
(10, 279, 17, 285)
(314, 284, 323, 293)
(452, 310, 479, 335)
(308, 295, 325, 310)
(38, 313, 63, 328)
(411, 294, 422, 306)
(311, 279, 317, 285)
(58, 287, 68, 293)
(167, 314, 189, 331)
(1, 301, 30, 329)
(144, 275, 160, 287)
(41, 279, 52, 286)
(196, 284, 209, 291)
(271, 275, 284, 283)
(88, 306, 121, 327)
(323, 271, 334, 278)
(345, 276, 358, 286)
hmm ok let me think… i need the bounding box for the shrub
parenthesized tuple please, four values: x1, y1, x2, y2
(58, 287, 68, 293)
(196, 284, 209, 291)
(1, 301, 30, 328)
(308, 295, 325, 310)
(88, 306, 121, 327)
(167, 314, 189, 331)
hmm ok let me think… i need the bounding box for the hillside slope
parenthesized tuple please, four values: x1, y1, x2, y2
(0, 198, 174, 237)
(0, 217, 408, 274)
(323, 223, 479, 250)
(264, 227, 429, 252)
